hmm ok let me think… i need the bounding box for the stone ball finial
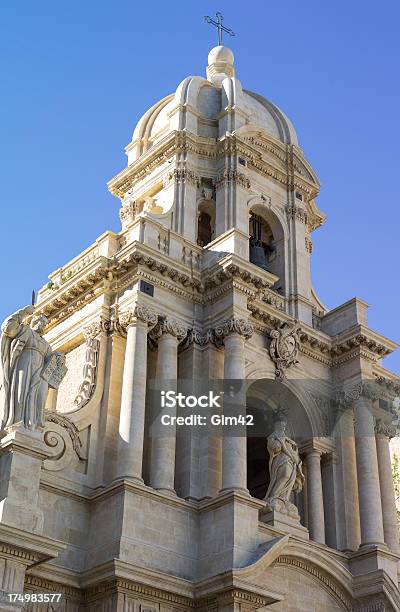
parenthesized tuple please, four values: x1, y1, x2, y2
(208, 45, 234, 66)
(207, 45, 235, 85)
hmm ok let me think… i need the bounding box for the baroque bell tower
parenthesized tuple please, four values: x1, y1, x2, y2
(1, 26, 399, 612)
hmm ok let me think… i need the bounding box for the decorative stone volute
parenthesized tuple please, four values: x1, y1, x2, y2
(374, 418, 398, 439)
(119, 200, 138, 230)
(119, 306, 158, 331)
(213, 318, 254, 342)
(150, 316, 187, 342)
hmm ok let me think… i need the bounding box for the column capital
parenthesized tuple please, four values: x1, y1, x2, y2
(334, 381, 381, 408)
(213, 317, 254, 342)
(179, 328, 209, 351)
(150, 316, 187, 342)
(375, 418, 398, 440)
(300, 438, 332, 457)
(119, 305, 158, 332)
(83, 316, 111, 340)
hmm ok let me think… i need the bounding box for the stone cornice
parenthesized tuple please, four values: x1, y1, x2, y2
(108, 131, 217, 198)
(0, 524, 65, 568)
(108, 129, 322, 225)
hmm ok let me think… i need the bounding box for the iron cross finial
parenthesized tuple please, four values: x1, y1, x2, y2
(204, 12, 235, 46)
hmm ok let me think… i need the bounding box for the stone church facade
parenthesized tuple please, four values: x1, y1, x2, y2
(1, 45, 400, 611)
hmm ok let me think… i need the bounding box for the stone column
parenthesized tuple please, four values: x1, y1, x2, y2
(353, 385, 385, 546)
(116, 306, 157, 483)
(375, 419, 399, 553)
(149, 317, 186, 493)
(215, 318, 253, 493)
(321, 454, 338, 549)
(304, 446, 325, 544)
(334, 403, 361, 551)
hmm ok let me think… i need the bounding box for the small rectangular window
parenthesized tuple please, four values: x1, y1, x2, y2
(295, 191, 303, 200)
(139, 280, 154, 297)
(238, 157, 246, 166)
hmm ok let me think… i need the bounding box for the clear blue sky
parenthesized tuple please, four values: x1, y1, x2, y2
(1, 1, 399, 373)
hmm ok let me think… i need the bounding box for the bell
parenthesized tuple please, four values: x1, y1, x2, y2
(249, 239, 269, 271)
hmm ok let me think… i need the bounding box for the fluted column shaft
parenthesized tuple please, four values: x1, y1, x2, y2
(305, 450, 325, 544)
(376, 427, 399, 553)
(117, 308, 156, 482)
(354, 396, 385, 546)
(150, 319, 185, 493)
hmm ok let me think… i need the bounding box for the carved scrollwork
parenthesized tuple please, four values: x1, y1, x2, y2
(150, 316, 187, 342)
(164, 168, 201, 187)
(179, 328, 209, 351)
(74, 336, 100, 410)
(213, 318, 254, 342)
(215, 170, 251, 190)
(43, 411, 86, 471)
(286, 203, 308, 225)
(44, 412, 86, 460)
(375, 418, 398, 439)
(335, 381, 381, 408)
(119, 306, 158, 331)
(269, 321, 300, 379)
(119, 201, 139, 229)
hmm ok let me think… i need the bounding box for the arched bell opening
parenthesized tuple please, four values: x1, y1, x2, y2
(248, 203, 286, 294)
(246, 379, 312, 525)
(197, 199, 215, 247)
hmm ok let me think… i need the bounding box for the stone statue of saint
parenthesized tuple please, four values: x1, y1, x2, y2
(0, 305, 67, 431)
(264, 416, 304, 517)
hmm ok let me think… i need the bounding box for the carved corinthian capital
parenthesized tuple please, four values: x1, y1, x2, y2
(213, 318, 254, 342)
(375, 418, 398, 439)
(179, 328, 209, 351)
(335, 381, 381, 407)
(119, 306, 158, 331)
(150, 316, 187, 342)
(83, 317, 111, 340)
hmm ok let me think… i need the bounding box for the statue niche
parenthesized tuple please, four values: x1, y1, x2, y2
(0, 305, 67, 431)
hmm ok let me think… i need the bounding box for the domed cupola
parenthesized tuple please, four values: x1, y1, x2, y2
(109, 44, 325, 325)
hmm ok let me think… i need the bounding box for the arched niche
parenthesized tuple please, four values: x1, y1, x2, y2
(245, 378, 313, 517)
(248, 198, 287, 294)
(196, 196, 215, 247)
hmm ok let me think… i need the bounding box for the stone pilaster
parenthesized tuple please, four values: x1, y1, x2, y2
(375, 419, 399, 553)
(116, 305, 157, 483)
(214, 318, 253, 494)
(149, 317, 186, 493)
